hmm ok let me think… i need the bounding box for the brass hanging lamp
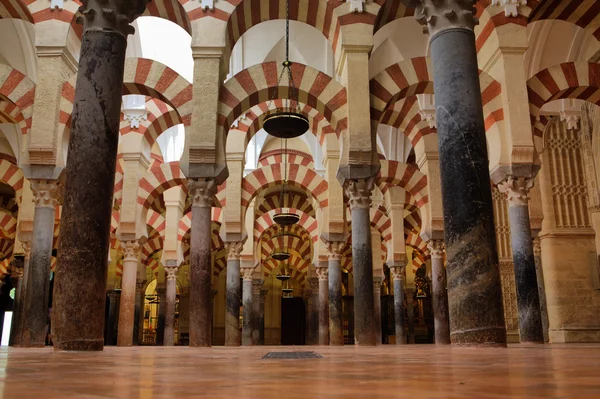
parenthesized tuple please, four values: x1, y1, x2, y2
(276, 261, 291, 281)
(272, 136, 300, 227)
(263, 0, 309, 139)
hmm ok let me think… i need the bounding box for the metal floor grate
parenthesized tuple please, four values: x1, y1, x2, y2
(262, 351, 323, 359)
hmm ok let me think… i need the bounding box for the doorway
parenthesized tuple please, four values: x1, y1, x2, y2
(280, 297, 305, 345)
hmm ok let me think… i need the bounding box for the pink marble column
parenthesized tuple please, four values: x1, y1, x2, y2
(163, 262, 179, 346)
(389, 263, 406, 345)
(428, 240, 450, 345)
(117, 241, 141, 347)
(315, 265, 329, 346)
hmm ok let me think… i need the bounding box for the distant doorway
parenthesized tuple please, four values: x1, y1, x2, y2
(280, 297, 305, 345)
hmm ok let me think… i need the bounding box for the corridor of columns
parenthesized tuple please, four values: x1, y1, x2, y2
(0, 0, 599, 395)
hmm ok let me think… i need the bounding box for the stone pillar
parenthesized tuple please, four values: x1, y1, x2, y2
(21, 181, 59, 347)
(106, 290, 119, 345)
(117, 241, 141, 347)
(307, 277, 319, 345)
(155, 284, 166, 345)
(241, 266, 254, 346)
(258, 288, 268, 345)
(406, 288, 416, 344)
(163, 263, 179, 346)
(533, 238, 549, 342)
(373, 272, 383, 345)
(134, 280, 146, 345)
(389, 263, 406, 345)
(52, 0, 148, 351)
(428, 240, 450, 344)
(188, 179, 216, 347)
(251, 279, 263, 345)
(315, 265, 329, 346)
(414, 0, 507, 346)
(498, 177, 543, 343)
(12, 243, 30, 347)
(224, 242, 243, 347)
(9, 257, 24, 346)
(344, 179, 376, 346)
(324, 241, 344, 346)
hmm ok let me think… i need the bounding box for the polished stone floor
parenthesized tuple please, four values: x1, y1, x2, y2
(0, 344, 598, 398)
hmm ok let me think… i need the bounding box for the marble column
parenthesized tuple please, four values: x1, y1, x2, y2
(117, 241, 141, 347)
(414, 0, 506, 346)
(324, 241, 344, 346)
(258, 289, 268, 345)
(155, 285, 166, 345)
(163, 263, 179, 346)
(134, 280, 146, 345)
(406, 288, 416, 344)
(428, 240, 450, 344)
(498, 177, 543, 343)
(106, 291, 119, 345)
(389, 263, 406, 345)
(315, 266, 329, 345)
(533, 238, 549, 342)
(21, 181, 59, 347)
(188, 179, 216, 347)
(251, 279, 263, 345)
(373, 272, 384, 345)
(224, 242, 243, 346)
(52, 0, 148, 351)
(307, 277, 319, 345)
(241, 266, 254, 346)
(345, 179, 376, 346)
(9, 257, 24, 346)
(12, 243, 29, 347)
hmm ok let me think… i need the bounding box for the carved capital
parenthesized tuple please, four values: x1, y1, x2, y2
(30, 180, 60, 209)
(345, 178, 374, 211)
(322, 239, 345, 261)
(240, 266, 255, 281)
(497, 176, 534, 207)
(533, 237, 541, 258)
(225, 241, 244, 260)
(122, 240, 142, 261)
(414, 0, 479, 38)
(315, 266, 328, 281)
(22, 242, 31, 259)
(77, 0, 149, 38)
(427, 240, 445, 259)
(252, 279, 264, 295)
(136, 281, 146, 292)
(389, 263, 406, 281)
(308, 277, 319, 290)
(188, 179, 217, 208)
(164, 266, 179, 281)
(492, 0, 526, 17)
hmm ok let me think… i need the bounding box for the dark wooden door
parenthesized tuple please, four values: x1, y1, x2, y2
(281, 297, 306, 345)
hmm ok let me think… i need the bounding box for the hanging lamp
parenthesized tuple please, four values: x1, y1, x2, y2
(282, 279, 294, 298)
(272, 251, 291, 261)
(273, 136, 300, 226)
(276, 262, 291, 281)
(263, 0, 309, 139)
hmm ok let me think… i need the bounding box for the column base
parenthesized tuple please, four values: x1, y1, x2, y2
(54, 340, 104, 351)
(450, 327, 507, 347)
(549, 328, 600, 343)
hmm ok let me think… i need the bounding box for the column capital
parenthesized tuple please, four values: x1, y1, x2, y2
(164, 265, 179, 281)
(135, 280, 146, 292)
(225, 241, 244, 260)
(252, 279, 264, 295)
(315, 266, 329, 281)
(77, 0, 148, 39)
(308, 277, 319, 290)
(240, 266, 255, 281)
(497, 175, 534, 206)
(30, 180, 61, 209)
(11, 263, 24, 279)
(121, 240, 142, 261)
(389, 263, 406, 281)
(22, 241, 31, 259)
(322, 239, 345, 261)
(414, 0, 479, 38)
(188, 179, 217, 208)
(427, 240, 445, 259)
(344, 178, 374, 210)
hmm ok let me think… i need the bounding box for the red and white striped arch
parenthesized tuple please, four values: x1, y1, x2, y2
(120, 98, 183, 150)
(259, 231, 313, 262)
(527, 62, 600, 150)
(257, 149, 314, 169)
(256, 191, 316, 218)
(241, 163, 328, 217)
(218, 62, 347, 136)
(143, 0, 192, 35)
(0, 257, 10, 276)
(376, 160, 428, 208)
(527, 0, 600, 40)
(138, 162, 187, 213)
(0, 0, 33, 22)
(254, 210, 318, 245)
(0, 159, 24, 200)
(0, 209, 16, 240)
(0, 64, 35, 136)
(262, 256, 309, 285)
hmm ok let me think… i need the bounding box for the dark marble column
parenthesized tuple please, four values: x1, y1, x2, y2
(117, 241, 141, 347)
(224, 242, 243, 347)
(258, 288, 267, 345)
(406, 288, 416, 344)
(324, 241, 344, 346)
(52, 0, 148, 351)
(533, 238, 549, 342)
(105, 290, 119, 345)
(345, 179, 376, 346)
(155, 285, 166, 345)
(9, 257, 24, 346)
(498, 177, 543, 343)
(163, 264, 179, 346)
(315, 265, 329, 345)
(134, 280, 146, 345)
(306, 277, 319, 345)
(21, 181, 59, 347)
(251, 279, 263, 345)
(241, 267, 254, 346)
(188, 179, 216, 347)
(389, 263, 406, 345)
(373, 273, 383, 345)
(12, 245, 30, 347)
(415, 0, 507, 346)
(428, 240, 450, 344)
